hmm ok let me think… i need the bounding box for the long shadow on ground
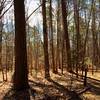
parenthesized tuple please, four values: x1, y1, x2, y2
(70, 73, 100, 96)
(3, 78, 89, 100)
(2, 87, 36, 100)
(29, 79, 83, 100)
(3, 89, 30, 100)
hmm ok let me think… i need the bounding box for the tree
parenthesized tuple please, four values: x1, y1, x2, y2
(61, 0, 72, 71)
(91, 0, 99, 68)
(0, 0, 6, 81)
(0, 18, 4, 81)
(56, 0, 61, 72)
(13, 0, 29, 90)
(73, 0, 81, 76)
(42, 0, 50, 79)
(81, 0, 93, 76)
(49, 0, 56, 73)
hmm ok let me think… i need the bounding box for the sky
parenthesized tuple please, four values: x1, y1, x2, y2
(25, 0, 42, 27)
(3, 0, 42, 32)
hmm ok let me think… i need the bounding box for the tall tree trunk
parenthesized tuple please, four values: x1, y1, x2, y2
(0, 19, 4, 81)
(73, 0, 80, 77)
(91, 0, 99, 69)
(13, 0, 29, 90)
(42, 0, 50, 79)
(49, 0, 56, 73)
(61, 0, 72, 72)
(0, 3, 5, 81)
(56, 0, 61, 70)
(81, 1, 94, 77)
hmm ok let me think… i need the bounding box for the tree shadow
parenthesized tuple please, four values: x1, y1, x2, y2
(0, 81, 6, 87)
(29, 79, 83, 100)
(3, 89, 30, 100)
(71, 71, 100, 83)
(72, 73, 100, 96)
(29, 80, 66, 100)
(48, 78, 83, 100)
(2, 86, 36, 100)
(87, 83, 100, 96)
(87, 77, 100, 85)
(67, 72, 100, 96)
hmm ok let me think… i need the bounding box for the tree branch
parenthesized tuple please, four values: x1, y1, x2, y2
(26, 1, 48, 21)
(0, 1, 13, 19)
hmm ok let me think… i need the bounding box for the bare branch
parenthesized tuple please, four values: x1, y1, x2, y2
(0, 1, 13, 19)
(26, 1, 48, 21)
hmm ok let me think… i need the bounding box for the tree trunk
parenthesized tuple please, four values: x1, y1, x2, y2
(42, 0, 50, 79)
(56, 0, 61, 70)
(49, 0, 56, 73)
(61, 0, 72, 72)
(91, 0, 99, 69)
(13, 0, 29, 90)
(73, 0, 80, 77)
(0, 19, 4, 81)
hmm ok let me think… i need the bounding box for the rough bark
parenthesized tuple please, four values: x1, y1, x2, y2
(13, 0, 29, 90)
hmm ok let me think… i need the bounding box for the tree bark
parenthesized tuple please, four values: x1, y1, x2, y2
(61, 0, 72, 71)
(56, 0, 61, 70)
(13, 0, 29, 90)
(49, 0, 56, 73)
(42, 0, 50, 79)
(73, 0, 80, 77)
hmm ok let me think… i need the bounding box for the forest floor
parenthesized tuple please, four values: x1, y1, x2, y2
(0, 70, 100, 100)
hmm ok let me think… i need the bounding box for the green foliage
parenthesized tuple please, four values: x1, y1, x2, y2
(84, 57, 92, 65)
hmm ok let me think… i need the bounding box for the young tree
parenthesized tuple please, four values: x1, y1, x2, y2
(13, 0, 29, 90)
